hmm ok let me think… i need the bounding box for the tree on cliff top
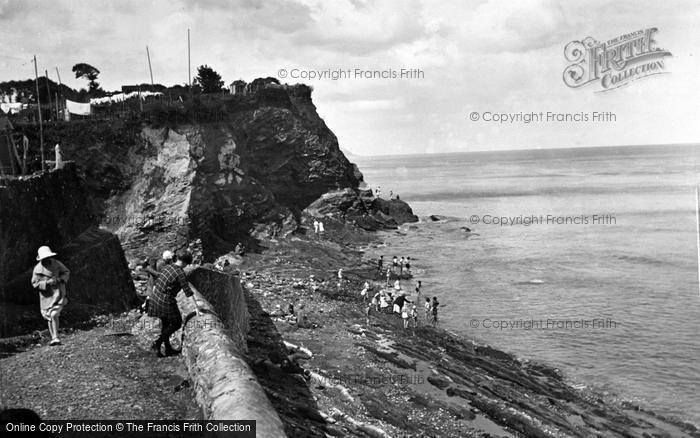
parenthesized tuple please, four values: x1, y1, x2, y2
(72, 63, 102, 94)
(196, 65, 224, 94)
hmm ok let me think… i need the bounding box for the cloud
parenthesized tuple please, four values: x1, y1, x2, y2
(291, 0, 429, 54)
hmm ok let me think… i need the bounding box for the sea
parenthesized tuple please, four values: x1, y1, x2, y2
(353, 144, 700, 426)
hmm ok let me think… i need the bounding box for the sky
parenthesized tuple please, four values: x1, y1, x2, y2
(1, 0, 698, 156)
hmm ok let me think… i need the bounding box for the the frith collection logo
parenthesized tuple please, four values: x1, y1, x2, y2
(563, 28, 672, 92)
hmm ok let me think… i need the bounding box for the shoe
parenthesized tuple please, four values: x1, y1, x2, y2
(151, 341, 164, 357)
(49, 338, 61, 346)
(164, 345, 181, 357)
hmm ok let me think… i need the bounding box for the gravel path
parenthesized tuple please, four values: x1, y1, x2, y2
(0, 313, 200, 421)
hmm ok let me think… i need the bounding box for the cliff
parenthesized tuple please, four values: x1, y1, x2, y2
(23, 85, 408, 261)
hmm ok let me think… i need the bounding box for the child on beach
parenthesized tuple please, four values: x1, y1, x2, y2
(406, 257, 412, 275)
(411, 304, 418, 328)
(380, 293, 389, 313)
(377, 255, 384, 273)
(372, 292, 381, 311)
(386, 267, 391, 286)
(392, 256, 398, 273)
(360, 281, 369, 301)
(401, 302, 410, 330)
(424, 297, 431, 322)
(365, 302, 372, 326)
(399, 257, 405, 277)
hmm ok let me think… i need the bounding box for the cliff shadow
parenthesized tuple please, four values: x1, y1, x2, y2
(242, 289, 328, 438)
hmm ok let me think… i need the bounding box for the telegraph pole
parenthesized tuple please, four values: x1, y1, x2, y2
(45, 70, 53, 121)
(146, 45, 154, 85)
(33, 55, 45, 171)
(188, 29, 192, 98)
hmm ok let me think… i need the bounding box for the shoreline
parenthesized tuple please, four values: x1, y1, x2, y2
(233, 216, 699, 437)
(372, 214, 700, 430)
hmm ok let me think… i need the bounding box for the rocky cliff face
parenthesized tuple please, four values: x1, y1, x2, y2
(31, 85, 409, 261)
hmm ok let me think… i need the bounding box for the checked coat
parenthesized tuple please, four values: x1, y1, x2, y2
(147, 264, 193, 320)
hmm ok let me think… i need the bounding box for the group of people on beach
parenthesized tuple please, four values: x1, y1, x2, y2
(377, 255, 412, 282)
(360, 256, 443, 330)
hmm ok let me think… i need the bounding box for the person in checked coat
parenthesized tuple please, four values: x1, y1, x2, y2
(147, 251, 200, 357)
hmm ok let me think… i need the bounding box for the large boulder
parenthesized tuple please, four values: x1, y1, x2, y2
(1, 227, 137, 337)
(371, 198, 419, 224)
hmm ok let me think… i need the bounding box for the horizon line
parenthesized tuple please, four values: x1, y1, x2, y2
(347, 142, 700, 159)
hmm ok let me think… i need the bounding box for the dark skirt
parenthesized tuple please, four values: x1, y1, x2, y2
(147, 289, 181, 321)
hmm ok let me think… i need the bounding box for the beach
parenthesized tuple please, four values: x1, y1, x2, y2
(355, 144, 700, 427)
(230, 213, 699, 437)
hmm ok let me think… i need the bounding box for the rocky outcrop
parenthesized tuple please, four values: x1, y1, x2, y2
(371, 197, 419, 224)
(30, 85, 368, 260)
(304, 188, 419, 230)
(175, 268, 285, 437)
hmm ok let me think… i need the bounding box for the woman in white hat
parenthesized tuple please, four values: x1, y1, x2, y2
(31, 246, 70, 346)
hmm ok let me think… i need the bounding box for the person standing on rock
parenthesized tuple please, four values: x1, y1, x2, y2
(318, 221, 325, 238)
(377, 255, 384, 273)
(147, 251, 200, 357)
(424, 297, 431, 323)
(392, 256, 398, 274)
(31, 246, 70, 346)
(385, 267, 391, 286)
(399, 257, 405, 277)
(313, 220, 319, 238)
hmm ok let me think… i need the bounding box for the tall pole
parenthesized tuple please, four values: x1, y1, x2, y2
(187, 29, 191, 86)
(146, 46, 154, 86)
(55, 68, 63, 120)
(33, 55, 45, 171)
(45, 70, 53, 121)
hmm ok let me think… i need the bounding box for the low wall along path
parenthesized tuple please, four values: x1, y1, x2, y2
(177, 268, 286, 437)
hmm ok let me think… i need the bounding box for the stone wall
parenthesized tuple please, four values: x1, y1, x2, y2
(177, 268, 285, 437)
(188, 268, 249, 351)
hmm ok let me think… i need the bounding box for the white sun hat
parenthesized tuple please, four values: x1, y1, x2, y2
(162, 250, 174, 260)
(36, 246, 57, 261)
